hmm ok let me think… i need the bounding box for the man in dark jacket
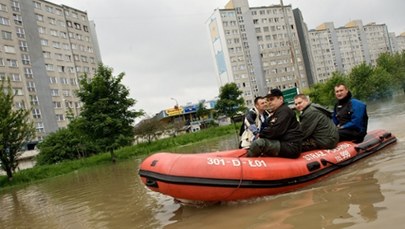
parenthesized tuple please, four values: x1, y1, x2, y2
(333, 83, 368, 143)
(247, 89, 303, 158)
(294, 94, 339, 151)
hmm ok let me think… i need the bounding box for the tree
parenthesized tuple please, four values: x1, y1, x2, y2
(36, 121, 98, 165)
(195, 101, 210, 121)
(308, 72, 348, 107)
(0, 79, 35, 180)
(75, 64, 144, 162)
(349, 63, 374, 100)
(215, 83, 246, 119)
(133, 118, 167, 144)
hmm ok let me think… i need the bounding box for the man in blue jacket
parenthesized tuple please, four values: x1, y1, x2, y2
(333, 83, 368, 143)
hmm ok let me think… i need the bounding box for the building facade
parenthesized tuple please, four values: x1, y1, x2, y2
(207, 0, 308, 106)
(308, 20, 393, 83)
(0, 0, 101, 140)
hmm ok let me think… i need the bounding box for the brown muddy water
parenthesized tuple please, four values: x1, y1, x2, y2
(1, 95, 405, 229)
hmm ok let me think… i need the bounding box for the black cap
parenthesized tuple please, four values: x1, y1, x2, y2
(266, 88, 283, 98)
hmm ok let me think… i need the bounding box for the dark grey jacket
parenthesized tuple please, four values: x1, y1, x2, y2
(299, 103, 339, 150)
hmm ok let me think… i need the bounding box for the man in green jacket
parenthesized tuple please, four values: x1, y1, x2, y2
(294, 94, 339, 151)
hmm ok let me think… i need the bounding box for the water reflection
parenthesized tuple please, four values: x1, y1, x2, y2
(0, 95, 404, 229)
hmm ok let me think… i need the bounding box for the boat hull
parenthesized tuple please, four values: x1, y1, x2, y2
(138, 129, 396, 202)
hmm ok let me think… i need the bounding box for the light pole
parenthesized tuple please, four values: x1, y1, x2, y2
(170, 97, 179, 109)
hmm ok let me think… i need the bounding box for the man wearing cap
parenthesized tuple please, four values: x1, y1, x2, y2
(247, 88, 303, 158)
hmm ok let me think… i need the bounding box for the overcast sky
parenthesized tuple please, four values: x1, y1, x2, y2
(51, 0, 405, 118)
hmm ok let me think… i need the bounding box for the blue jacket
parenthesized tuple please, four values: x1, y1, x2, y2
(333, 98, 368, 134)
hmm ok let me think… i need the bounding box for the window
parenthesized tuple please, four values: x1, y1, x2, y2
(45, 5, 53, 13)
(27, 81, 36, 92)
(0, 17, 10, 25)
(15, 101, 25, 109)
(55, 53, 63, 60)
(24, 68, 33, 78)
(55, 8, 62, 16)
(21, 54, 31, 65)
(34, 1, 42, 9)
(62, 89, 70, 97)
(7, 59, 18, 67)
(0, 3, 7, 12)
(11, 1, 20, 12)
(13, 27, 24, 39)
(38, 26, 45, 34)
(60, 77, 68, 84)
(32, 109, 41, 119)
(30, 95, 39, 106)
(52, 41, 61, 49)
(53, 101, 62, 108)
(60, 31, 67, 38)
(36, 14, 44, 21)
(13, 88, 23, 96)
(13, 13, 22, 25)
(56, 114, 64, 121)
(36, 122, 45, 133)
(2, 30, 12, 40)
(83, 25, 88, 32)
(70, 78, 77, 86)
(10, 73, 20, 81)
(48, 17, 56, 25)
(43, 51, 51, 58)
(51, 89, 59, 96)
(57, 66, 65, 73)
(49, 77, 57, 84)
(19, 40, 28, 52)
(50, 29, 58, 36)
(45, 64, 54, 71)
(40, 39, 48, 46)
(74, 22, 81, 30)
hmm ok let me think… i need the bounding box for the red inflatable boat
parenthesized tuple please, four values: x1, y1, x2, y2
(138, 129, 396, 202)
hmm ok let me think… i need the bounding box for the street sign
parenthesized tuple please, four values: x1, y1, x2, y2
(282, 87, 299, 105)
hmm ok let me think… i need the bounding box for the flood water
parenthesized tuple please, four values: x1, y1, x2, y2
(1, 95, 405, 229)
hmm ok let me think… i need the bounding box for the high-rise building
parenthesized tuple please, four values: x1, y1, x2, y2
(308, 20, 392, 83)
(207, 0, 308, 106)
(395, 32, 405, 52)
(0, 0, 101, 140)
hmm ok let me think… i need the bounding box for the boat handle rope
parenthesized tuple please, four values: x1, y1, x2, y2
(224, 156, 244, 201)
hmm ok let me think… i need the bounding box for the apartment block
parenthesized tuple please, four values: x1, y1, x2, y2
(308, 20, 392, 83)
(207, 0, 308, 106)
(0, 0, 101, 140)
(395, 32, 405, 52)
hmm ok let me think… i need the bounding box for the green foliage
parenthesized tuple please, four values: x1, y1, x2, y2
(36, 124, 98, 165)
(308, 72, 348, 107)
(0, 79, 35, 180)
(0, 123, 239, 188)
(75, 64, 144, 160)
(215, 83, 246, 118)
(377, 51, 405, 92)
(348, 63, 374, 100)
(196, 101, 210, 120)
